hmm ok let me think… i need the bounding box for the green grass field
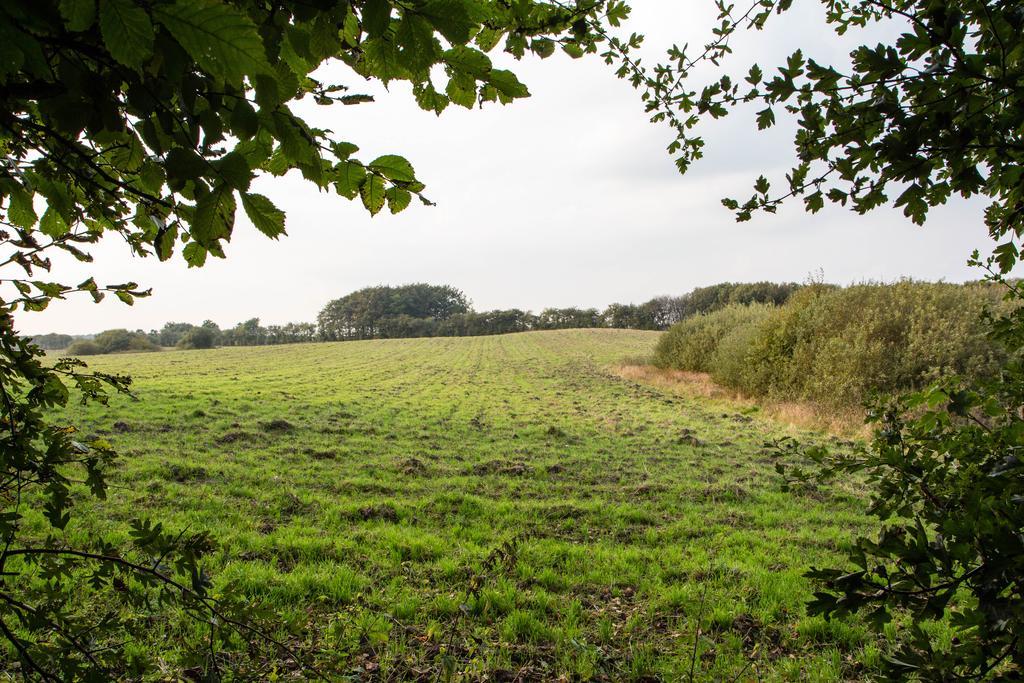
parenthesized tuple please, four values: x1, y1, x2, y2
(42, 329, 880, 680)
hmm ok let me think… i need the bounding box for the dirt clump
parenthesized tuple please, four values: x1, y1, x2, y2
(359, 504, 399, 522)
(215, 431, 253, 445)
(261, 419, 295, 433)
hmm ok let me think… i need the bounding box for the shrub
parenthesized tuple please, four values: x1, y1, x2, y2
(777, 281, 1006, 408)
(177, 327, 218, 350)
(652, 303, 775, 372)
(654, 281, 1010, 411)
(68, 330, 160, 356)
(65, 340, 103, 356)
(93, 328, 159, 353)
(709, 305, 775, 390)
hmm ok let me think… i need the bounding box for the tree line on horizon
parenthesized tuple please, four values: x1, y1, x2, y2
(31, 281, 803, 353)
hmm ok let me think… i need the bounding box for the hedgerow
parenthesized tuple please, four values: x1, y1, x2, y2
(654, 281, 1010, 410)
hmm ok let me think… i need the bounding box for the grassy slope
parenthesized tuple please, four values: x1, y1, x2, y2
(49, 330, 876, 680)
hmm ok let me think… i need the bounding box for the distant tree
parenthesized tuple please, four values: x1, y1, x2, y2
(651, 282, 803, 323)
(378, 314, 437, 338)
(158, 322, 197, 347)
(603, 302, 661, 329)
(388, 283, 470, 319)
(176, 326, 218, 350)
(643, 296, 687, 326)
(536, 307, 603, 329)
(29, 332, 74, 350)
(283, 322, 317, 343)
(318, 283, 471, 340)
(221, 318, 266, 346)
(483, 308, 535, 334)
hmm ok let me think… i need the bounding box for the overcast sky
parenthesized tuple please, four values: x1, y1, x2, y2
(19, 0, 995, 335)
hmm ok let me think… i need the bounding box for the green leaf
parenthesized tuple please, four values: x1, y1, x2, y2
(155, 220, 177, 261)
(165, 148, 207, 183)
(444, 46, 491, 78)
(109, 131, 145, 171)
(361, 38, 406, 83)
(139, 161, 165, 194)
(154, 0, 270, 85)
(240, 192, 286, 238)
(606, 0, 630, 26)
(361, 0, 392, 38)
(0, 28, 26, 81)
(334, 161, 366, 199)
(368, 155, 415, 182)
(419, 0, 476, 44)
(31, 281, 68, 297)
(385, 187, 411, 214)
(341, 7, 360, 46)
(39, 207, 68, 238)
(360, 175, 386, 215)
(487, 69, 529, 99)
(309, 16, 342, 60)
(446, 75, 476, 108)
(746, 64, 763, 85)
(99, 0, 153, 69)
(214, 151, 252, 191)
(272, 112, 315, 164)
(8, 186, 37, 229)
(230, 99, 259, 139)
(332, 142, 359, 160)
(531, 38, 555, 59)
(475, 27, 502, 52)
(756, 107, 775, 130)
(60, 0, 97, 31)
(190, 186, 236, 245)
(561, 43, 585, 59)
(395, 14, 438, 74)
(182, 242, 208, 268)
(413, 82, 449, 114)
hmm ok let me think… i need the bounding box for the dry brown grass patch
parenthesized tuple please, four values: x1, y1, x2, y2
(612, 364, 869, 437)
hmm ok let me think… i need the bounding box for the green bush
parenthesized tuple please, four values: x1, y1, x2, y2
(177, 327, 218, 350)
(652, 303, 775, 372)
(65, 340, 103, 356)
(655, 281, 1010, 410)
(67, 330, 160, 356)
(93, 329, 159, 353)
(708, 305, 775, 390)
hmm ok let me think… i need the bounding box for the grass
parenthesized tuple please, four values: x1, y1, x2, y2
(24, 329, 879, 680)
(612, 365, 871, 438)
